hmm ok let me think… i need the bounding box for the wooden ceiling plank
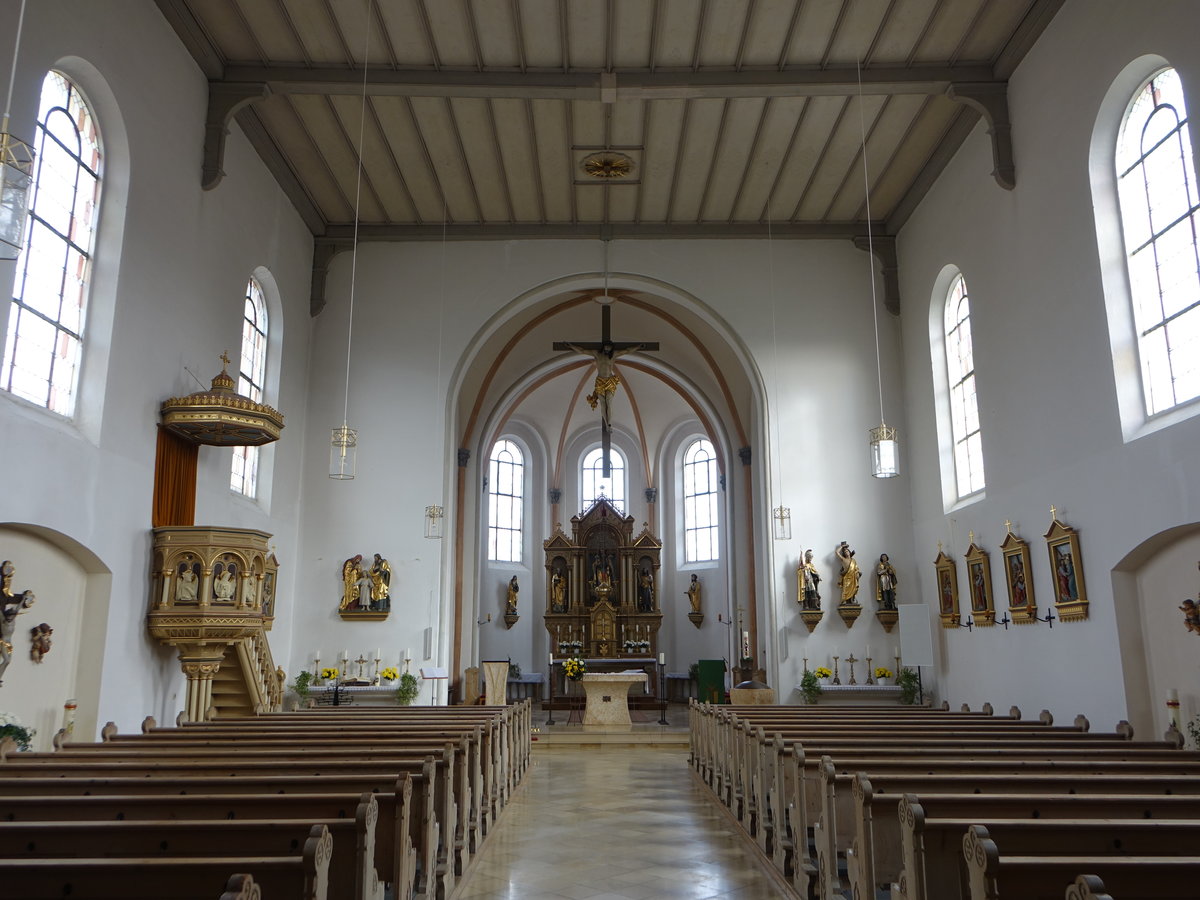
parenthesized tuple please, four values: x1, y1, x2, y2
(695, 99, 733, 222)
(819, 93, 888, 222)
(402, 96, 453, 219)
(818, 0, 852, 69)
(799, 93, 882, 220)
(324, 221, 863, 240)
(560, 0, 570, 72)
(234, 106, 326, 232)
(365, 98, 420, 223)
(443, 96, 486, 222)
(486, 98, 518, 222)
(512, 0, 529, 72)
(758, 95, 810, 220)
(885, 102, 976, 230)
(849, 92, 929, 219)
(775, 0, 805, 70)
(734, 0, 757, 71)
(612, 0, 656, 70)
(526, 100, 548, 222)
(729, 96, 777, 223)
(911, 0, 982, 64)
(324, 94, 389, 221)
(648, 0, 663, 72)
(994, 0, 1063, 79)
(154, 0, 225, 78)
(868, 0, 938, 62)
(416, 0, 444, 70)
(637, 98, 685, 223)
(271, 0, 314, 64)
(564, 99, 578, 222)
(318, 0, 355, 65)
(463, 0, 486, 71)
(861, 0, 901, 65)
(947, 0, 991, 66)
(788, 95, 850, 220)
(450, 98, 508, 223)
(702, 98, 768, 222)
(664, 99, 694, 222)
(278, 94, 355, 219)
(373, 2, 433, 66)
(905, 0, 946, 67)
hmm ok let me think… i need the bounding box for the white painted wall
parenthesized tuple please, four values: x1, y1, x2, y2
(896, 0, 1200, 730)
(0, 1, 314, 734)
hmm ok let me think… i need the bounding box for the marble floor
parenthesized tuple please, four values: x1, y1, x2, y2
(452, 746, 788, 900)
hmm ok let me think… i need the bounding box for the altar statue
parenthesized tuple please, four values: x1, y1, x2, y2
(340, 555, 364, 610)
(506, 575, 519, 614)
(551, 571, 567, 612)
(637, 566, 655, 611)
(686, 574, 702, 614)
(369, 554, 391, 611)
(876, 554, 898, 610)
(798, 549, 821, 609)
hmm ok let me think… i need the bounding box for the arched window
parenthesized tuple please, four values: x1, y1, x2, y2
(1116, 67, 1200, 415)
(487, 439, 524, 562)
(3, 71, 102, 416)
(231, 276, 269, 497)
(682, 437, 719, 563)
(580, 446, 626, 512)
(944, 274, 985, 497)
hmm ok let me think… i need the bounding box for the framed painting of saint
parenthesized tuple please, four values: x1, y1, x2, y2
(935, 547, 960, 629)
(1045, 513, 1088, 622)
(964, 536, 995, 626)
(1000, 527, 1036, 625)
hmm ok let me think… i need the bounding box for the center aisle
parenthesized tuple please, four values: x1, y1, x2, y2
(451, 746, 786, 900)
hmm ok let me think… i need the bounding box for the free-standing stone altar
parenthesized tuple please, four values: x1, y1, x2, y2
(544, 498, 662, 659)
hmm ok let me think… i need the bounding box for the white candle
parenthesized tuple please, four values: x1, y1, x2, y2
(1168, 688, 1180, 702)
(313, 649, 321, 660)
(405, 647, 411, 661)
(549, 652, 554, 667)
(341, 649, 348, 661)
(893, 646, 900, 658)
(866, 645, 872, 658)
(658, 652, 666, 666)
(374, 648, 381, 660)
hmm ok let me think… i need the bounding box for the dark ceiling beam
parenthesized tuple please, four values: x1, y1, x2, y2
(309, 221, 901, 317)
(217, 64, 998, 100)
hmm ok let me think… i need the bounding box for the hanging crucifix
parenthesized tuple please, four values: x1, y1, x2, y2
(554, 301, 658, 476)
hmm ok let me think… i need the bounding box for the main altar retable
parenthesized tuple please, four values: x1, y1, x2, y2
(544, 498, 663, 659)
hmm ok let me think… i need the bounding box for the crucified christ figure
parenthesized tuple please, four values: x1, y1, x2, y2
(563, 340, 644, 429)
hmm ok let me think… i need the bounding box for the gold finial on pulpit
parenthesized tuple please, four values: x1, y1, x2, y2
(1005, 520, 1012, 534)
(937, 540, 943, 552)
(219, 350, 232, 369)
(1050, 505, 1058, 521)
(968, 530, 975, 546)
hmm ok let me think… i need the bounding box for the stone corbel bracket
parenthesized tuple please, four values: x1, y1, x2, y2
(310, 237, 355, 317)
(203, 82, 271, 191)
(946, 82, 1015, 191)
(852, 234, 900, 317)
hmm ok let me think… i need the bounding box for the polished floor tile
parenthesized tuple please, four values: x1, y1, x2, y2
(454, 747, 785, 900)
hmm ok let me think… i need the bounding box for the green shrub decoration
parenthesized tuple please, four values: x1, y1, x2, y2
(799, 670, 823, 705)
(395, 672, 420, 706)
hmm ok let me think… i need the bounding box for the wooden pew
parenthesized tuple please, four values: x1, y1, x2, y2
(962, 824, 1200, 900)
(0, 795, 382, 900)
(0, 823, 331, 900)
(894, 794, 1200, 900)
(0, 766, 430, 899)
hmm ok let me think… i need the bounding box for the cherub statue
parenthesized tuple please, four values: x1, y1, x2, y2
(30, 623, 53, 662)
(1181, 598, 1200, 634)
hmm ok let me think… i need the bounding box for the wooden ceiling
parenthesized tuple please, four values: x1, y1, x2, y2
(158, 0, 1062, 301)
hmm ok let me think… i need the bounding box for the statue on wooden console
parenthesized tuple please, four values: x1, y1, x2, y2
(0, 561, 36, 687)
(799, 549, 822, 610)
(876, 554, 898, 610)
(368, 554, 391, 612)
(505, 576, 519, 614)
(836, 542, 861, 604)
(686, 574, 702, 614)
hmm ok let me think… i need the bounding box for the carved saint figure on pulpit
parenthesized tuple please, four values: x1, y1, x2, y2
(836, 542, 861, 604)
(686, 574, 702, 614)
(213, 564, 236, 600)
(799, 550, 821, 609)
(175, 564, 198, 602)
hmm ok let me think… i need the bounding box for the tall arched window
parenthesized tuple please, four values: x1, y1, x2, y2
(3, 71, 102, 416)
(231, 276, 269, 497)
(682, 437, 719, 563)
(488, 439, 524, 562)
(945, 274, 985, 497)
(1116, 67, 1200, 415)
(580, 446, 626, 512)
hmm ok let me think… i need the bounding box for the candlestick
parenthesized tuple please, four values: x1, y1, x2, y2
(865, 656, 875, 685)
(832, 656, 841, 685)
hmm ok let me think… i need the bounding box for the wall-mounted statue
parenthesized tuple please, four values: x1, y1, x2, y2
(551, 570, 566, 613)
(687, 574, 702, 614)
(1181, 598, 1199, 634)
(30, 623, 52, 662)
(836, 541, 861, 605)
(340, 555, 364, 610)
(637, 566, 655, 612)
(369, 554, 391, 612)
(876, 554, 898, 610)
(506, 575, 519, 614)
(1, 561, 36, 687)
(799, 549, 822, 610)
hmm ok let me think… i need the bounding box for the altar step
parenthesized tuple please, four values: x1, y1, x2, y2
(532, 725, 690, 748)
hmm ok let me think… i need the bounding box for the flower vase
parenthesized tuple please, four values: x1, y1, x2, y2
(877, 677, 890, 686)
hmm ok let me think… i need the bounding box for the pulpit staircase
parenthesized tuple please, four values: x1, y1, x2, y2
(209, 632, 282, 718)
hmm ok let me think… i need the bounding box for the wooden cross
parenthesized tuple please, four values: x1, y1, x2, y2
(554, 303, 658, 475)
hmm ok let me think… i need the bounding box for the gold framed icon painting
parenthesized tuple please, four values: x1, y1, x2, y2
(964, 537, 995, 626)
(935, 548, 960, 629)
(1045, 514, 1088, 622)
(1000, 528, 1036, 625)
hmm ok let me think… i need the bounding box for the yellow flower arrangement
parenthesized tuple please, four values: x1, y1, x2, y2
(874, 666, 893, 679)
(380, 667, 399, 681)
(320, 667, 340, 680)
(562, 657, 587, 681)
(814, 666, 833, 679)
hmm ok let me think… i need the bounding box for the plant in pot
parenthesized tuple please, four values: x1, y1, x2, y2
(289, 670, 314, 707)
(395, 671, 420, 706)
(799, 670, 823, 705)
(896, 667, 920, 705)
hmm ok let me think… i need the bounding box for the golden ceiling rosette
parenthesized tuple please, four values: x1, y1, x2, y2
(161, 355, 284, 446)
